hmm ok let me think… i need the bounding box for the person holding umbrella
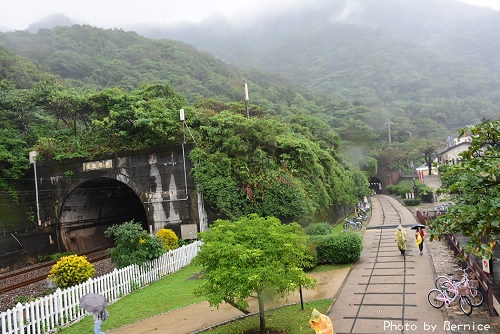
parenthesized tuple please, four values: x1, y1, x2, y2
(412, 224, 425, 255)
(80, 293, 109, 334)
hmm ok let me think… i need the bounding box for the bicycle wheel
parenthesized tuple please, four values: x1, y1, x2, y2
(428, 289, 445, 308)
(443, 281, 457, 299)
(469, 289, 483, 307)
(459, 296, 472, 315)
(435, 276, 449, 290)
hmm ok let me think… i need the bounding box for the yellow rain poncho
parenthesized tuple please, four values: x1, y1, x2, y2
(309, 308, 334, 334)
(396, 226, 406, 251)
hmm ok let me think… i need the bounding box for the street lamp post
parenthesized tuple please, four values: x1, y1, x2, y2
(243, 82, 249, 119)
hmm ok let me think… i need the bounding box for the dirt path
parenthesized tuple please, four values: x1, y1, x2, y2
(108, 267, 350, 334)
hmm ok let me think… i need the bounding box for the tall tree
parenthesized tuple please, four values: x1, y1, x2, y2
(194, 214, 315, 334)
(430, 119, 499, 260)
(413, 138, 440, 174)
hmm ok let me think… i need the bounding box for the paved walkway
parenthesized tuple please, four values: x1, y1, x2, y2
(328, 195, 446, 334)
(108, 266, 350, 333)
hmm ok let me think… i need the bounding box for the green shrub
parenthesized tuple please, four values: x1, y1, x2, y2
(304, 223, 333, 236)
(416, 183, 434, 202)
(386, 184, 397, 195)
(315, 233, 362, 264)
(156, 228, 179, 251)
(48, 255, 95, 287)
(50, 251, 73, 261)
(12, 294, 32, 306)
(386, 183, 412, 197)
(178, 238, 194, 247)
(438, 164, 451, 174)
(331, 233, 362, 264)
(403, 198, 421, 206)
(315, 235, 336, 264)
(304, 235, 326, 270)
(105, 220, 166, 268)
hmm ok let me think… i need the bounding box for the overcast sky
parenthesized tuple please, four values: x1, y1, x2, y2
(1, 0, 498, 30)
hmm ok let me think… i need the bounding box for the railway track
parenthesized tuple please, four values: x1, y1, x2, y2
(0, 248, 110, 294)
(337, 195, 415, 334)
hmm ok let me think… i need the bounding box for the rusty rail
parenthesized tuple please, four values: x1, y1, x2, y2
(0, 250, 109, 294)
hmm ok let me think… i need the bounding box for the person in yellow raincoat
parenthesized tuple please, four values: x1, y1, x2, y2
(309, 308, 334, 334)
(395, 225, 407, 256)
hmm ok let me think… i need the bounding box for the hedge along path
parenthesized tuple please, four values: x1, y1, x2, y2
(108, 267, 351, 334)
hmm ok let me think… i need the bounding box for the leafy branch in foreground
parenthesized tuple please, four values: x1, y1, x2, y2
(429, 119, 499, 259)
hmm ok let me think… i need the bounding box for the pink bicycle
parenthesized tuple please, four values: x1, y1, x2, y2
(435, 268, 483, 307)
(428, 283, 473, 315)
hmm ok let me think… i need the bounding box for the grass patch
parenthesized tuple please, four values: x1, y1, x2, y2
(203, 299, 332, 333)
(331, 221, 344, 235)
(58, 263, 204, 334)
(395, 179, 415, 189)
(307, 263, 351, 273)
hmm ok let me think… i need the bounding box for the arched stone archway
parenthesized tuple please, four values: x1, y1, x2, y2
(59, 178, 148, 253)
(369, 177, 382, 194)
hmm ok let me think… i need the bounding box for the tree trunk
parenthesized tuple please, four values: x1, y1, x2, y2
(258, 291, 265, 334)
(426, 156, 432, 175)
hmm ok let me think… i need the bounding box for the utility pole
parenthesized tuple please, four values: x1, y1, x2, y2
(243, 82, 249, 119)
(385, 119, 393, 144)
(29, 151, 41, 226)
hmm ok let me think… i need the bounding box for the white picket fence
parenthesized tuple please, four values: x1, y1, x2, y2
(1, 241, 202, 334)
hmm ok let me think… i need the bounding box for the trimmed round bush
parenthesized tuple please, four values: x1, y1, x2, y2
(316, 235, 336, 264)
(316, 232, 362, 264)
(404, 198, 421, 206)
(48, 255, 95, 287)
(304, 222, 333, 236)
(304, 235, 327, 270)
(156, 228, 179, 251)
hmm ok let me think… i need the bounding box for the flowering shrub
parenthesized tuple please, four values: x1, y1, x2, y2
(48, 255, 95, 287)
(156, 229, 179, 251)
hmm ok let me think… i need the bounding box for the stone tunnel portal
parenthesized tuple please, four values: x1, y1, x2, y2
(59, 178, 148, 253)
(369, 177, 382, 194)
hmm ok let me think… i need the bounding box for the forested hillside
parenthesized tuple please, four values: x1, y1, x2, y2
(0, 46, 60, 188)
(0, 23, 469, 188)
(0, 29, 373, 223)
(0, 25, 333, 118)
(0, 45, 56, 88)
(133, 0, 500, 133)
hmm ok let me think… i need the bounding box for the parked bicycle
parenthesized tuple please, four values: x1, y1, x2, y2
(428, 283, 473, 315)
(343, 218, 362, 231)
(435, 268, 483, 307)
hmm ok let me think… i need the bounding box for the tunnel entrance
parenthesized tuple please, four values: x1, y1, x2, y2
(369, 177, 382, 194)
(59, 178, 148, 253)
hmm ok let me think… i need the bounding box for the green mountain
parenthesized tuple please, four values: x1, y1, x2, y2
(130, 0, 500, 131)
(0, 25, 333, 118)
(0, 44, 56, 88)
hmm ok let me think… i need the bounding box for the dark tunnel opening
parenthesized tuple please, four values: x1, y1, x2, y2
(369, 177, 382, 194)
(59, 178, 148, 253)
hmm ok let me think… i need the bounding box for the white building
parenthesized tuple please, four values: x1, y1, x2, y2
(437, 141, 471, 166)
